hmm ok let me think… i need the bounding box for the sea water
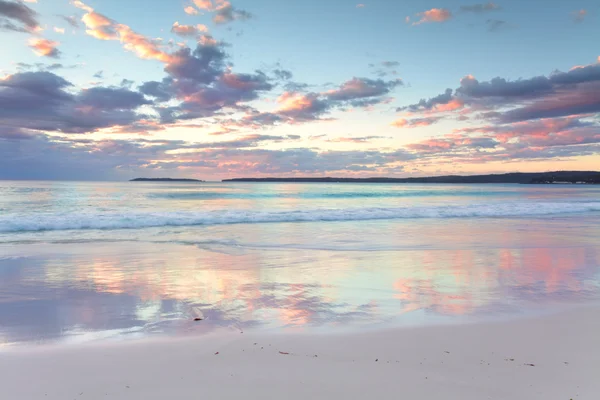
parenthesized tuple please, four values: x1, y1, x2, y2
(0, 181, 599, 345)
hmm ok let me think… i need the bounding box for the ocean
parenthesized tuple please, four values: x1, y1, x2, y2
(1, 180, 599, 346)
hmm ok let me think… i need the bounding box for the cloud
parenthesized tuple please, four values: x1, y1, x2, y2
(76, 2, 173, 62)
(398, 88, 461, 112)
(193, 0, 214, 10)
(404, 115, 600, 164)
(29, 38, 61, 58)
(191, 0, 252, 24)
(381, 61, 400, 68)
(499, 82, 600, 123)
(356, 4, 365, 8)
(138, 40, 273, 123)
(457, 74, 554, 98)
(572, 9, 587, 23)
(0, 0, 39, 33)
(0, 71, 152, 134)
(213, 1, 252, 25)
(0, 132, 416, 179)
(326, 77, 402, 103)
(412, 8, 452, 25)
(460, 3, 500, 13)
(486, 19, 507, 31)
(400, 63, 600, 124)
(235, 77, 402, 128)
(272, 69, 293, 80)
(53, 26, 65, 34)
(15, 62, 78, 71)
(391, 116, 442, 128)
(326, 136, 388, 143)
(60, 15, 79, 28)
(184, 6, 198, 15)
(171, 21, 209, 37)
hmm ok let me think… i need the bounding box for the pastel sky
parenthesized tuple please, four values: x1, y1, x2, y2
(1, 0, 599, 180)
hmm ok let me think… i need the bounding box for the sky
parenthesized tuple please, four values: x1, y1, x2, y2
(0, 0, 599, 180)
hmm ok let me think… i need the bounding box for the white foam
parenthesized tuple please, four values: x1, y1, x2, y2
(1, 202, 599, 233)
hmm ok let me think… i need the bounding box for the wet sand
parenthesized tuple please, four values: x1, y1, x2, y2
(1, 307, 598, 400)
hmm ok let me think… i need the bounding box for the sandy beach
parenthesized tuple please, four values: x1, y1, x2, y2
(1, 307, 598, 400)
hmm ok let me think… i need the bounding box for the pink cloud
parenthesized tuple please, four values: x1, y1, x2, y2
(76, 2, 174, 63)
(430, 98, 464, 113)
(193, 0, 214, 10)
(28, 38, 60, 58)
(184, 6, 199, 15)
(412, 8, 452, 25)
(391, 116, 441, 128)
(171, 22, 209, 37)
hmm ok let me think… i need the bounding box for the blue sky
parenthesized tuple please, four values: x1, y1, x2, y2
(1, 0, 599, 180)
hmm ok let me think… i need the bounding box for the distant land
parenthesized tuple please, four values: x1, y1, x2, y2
(223, 171, 600, 184)
(130, 178, 204, 182)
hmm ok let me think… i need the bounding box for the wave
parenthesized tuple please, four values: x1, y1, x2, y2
(1, 202, 599, 233)
(149, 189, 513, 200)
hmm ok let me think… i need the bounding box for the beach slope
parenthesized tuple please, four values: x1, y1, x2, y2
(2, 308, 598, 400)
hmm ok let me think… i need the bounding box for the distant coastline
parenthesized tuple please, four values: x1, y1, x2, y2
(130, 178, 204, 182)
(223, 171, 600, 184)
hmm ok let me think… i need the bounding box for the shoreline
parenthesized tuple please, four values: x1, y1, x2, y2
(1, 307, 598, 399)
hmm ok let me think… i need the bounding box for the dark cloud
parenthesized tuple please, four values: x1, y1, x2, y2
(0, 0, 39, 33)
(164, 42, 227, 84)
(16, 62, 78, 71)
(326, 77, 402, 102)
(60, 15, 79, 28)
(0, 71, 152, 134)
(400, 63, 600, 123)
(499, 82, 600, 123)
(273, 69, 293, 80)
(460, 3, 500, 13)
(457, 75, 553, 98)
(0, 127, 36, 140)
(93, 70, 104, 79)
(549, 64, 600, 85)
(381, 61, 400, 68)
(486, 19, 508, 32)
(398, 88, 455, 112)
(120, 79, 134, 88)
(139, 79, 173, 102)
(77, 87, 151, 110)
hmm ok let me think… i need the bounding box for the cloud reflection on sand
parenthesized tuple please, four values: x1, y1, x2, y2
(1, 227, 598, 346)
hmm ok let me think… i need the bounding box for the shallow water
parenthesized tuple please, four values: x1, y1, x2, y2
(0, 181, 599, 346)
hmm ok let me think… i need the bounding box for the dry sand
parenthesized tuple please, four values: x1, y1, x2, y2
(1, 308, 599, 400)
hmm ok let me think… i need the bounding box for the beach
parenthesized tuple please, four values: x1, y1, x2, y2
(2, 306, 598, 399)
(1, 181, 599, 398)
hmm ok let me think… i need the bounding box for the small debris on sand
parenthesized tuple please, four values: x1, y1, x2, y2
(279, 351, 290, 355)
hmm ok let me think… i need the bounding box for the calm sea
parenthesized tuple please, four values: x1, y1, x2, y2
(1, 181, 599, 346)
